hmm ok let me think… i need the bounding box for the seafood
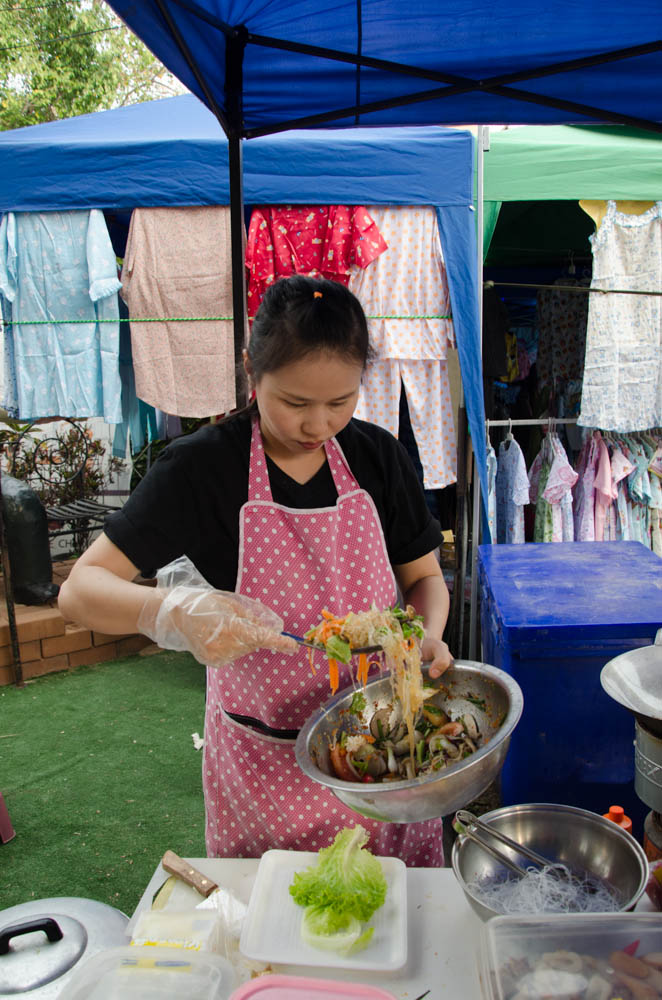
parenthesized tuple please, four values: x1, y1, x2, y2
(327, 693, 481, 783)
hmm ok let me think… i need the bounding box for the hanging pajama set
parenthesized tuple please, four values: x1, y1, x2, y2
(202, 419, 444, 865)
(245, 205, 388, 318)
(349, 206, 457, 491)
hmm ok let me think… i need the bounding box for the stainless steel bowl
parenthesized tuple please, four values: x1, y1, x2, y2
(451, 802, 650, 921)
(295, 659, 523, 823)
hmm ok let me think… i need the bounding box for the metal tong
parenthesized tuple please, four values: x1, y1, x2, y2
(281, 631, 383, 654)
(454, 809, 568, 881)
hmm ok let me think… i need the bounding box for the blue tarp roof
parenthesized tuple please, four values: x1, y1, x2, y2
(0, 96, 473, 212)
(106, 1, 662, 134)
(0, 97, 486, 517)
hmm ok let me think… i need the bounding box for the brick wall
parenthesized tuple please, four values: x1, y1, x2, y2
(0, 607, 153, 686)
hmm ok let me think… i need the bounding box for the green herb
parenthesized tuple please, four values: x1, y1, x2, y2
(352, 756, 370, 775)
(324, 634, 352, 664)
(467, 694, 487, 711)
(348, 692, 367, 715)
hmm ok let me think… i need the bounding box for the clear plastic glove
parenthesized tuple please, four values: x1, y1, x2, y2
(137, 556, 298, 667)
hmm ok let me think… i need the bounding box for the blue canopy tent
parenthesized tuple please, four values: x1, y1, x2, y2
(0, 95, 481, 519)
(102, 0, 662, 648)
(106, 2, 662, 135)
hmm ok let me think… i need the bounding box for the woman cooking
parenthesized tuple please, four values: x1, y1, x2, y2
(59, 275, 453, 866)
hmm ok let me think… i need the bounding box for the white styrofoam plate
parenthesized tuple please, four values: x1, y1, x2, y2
(239, 850, 407, 971)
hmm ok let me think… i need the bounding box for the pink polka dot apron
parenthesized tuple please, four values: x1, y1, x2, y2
(202, 417, 443, 865)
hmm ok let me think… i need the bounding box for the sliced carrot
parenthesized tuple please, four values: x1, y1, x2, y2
(307, 648, 317, 675)
(328, 657, 339, 694)
(357, 653, 368, 687)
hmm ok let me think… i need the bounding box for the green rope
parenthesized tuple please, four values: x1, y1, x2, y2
(6, 313, 452, 325)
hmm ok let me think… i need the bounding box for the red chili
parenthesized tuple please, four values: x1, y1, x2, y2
(362, 775, 375, 783)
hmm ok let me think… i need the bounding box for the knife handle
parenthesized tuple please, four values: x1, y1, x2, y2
(161, 850, 219, 898)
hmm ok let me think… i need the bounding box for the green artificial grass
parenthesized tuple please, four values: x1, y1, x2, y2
(1, 650, 208, 918)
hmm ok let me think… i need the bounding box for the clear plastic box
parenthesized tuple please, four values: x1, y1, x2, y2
(479, 913, 662, 1000)
(57, 945, 236, 999)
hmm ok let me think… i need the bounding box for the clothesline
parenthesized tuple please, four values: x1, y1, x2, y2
(3, 313, 454, 325)
(485, 280, 662, 297)
(486, 418, 578, 427)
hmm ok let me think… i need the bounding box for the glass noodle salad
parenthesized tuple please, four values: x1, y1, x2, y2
(305, 604, 482, 783)
(306, 604, 428, 766)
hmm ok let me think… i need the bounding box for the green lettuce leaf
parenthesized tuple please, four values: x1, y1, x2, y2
(324, 634, 352, 664)
(300, 905, 363, 952)
(289, 825, 387, 922)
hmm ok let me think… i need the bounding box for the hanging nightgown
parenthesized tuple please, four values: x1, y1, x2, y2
(122, 206, 238, 418)
(529, 434, 576, 543)
(627, 440, 652, 547)
(529, 444, 556, 543)
(605, 445, 634, 541)
(593, 434, 615, 542)
(548, 433, 578, 542)
(573, 433, 599, 542)
(349, 206, 457, 490)
(486, 441, 498, 543)
(536, 278, 588, 390)
(495, 437, 529, 544)
(0, 210, 122, 422)
(579, 201, 662, 432)
(641, 438, 662, 556)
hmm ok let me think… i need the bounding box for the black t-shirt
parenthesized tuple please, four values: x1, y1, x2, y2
(105, 410, 441, 590)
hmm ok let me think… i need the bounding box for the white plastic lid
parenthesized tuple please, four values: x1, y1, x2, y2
(230, 974, 397, 999)
(57, 945, 236, 1000)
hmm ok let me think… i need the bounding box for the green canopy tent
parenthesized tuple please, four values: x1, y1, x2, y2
(482, 124, 662, 259)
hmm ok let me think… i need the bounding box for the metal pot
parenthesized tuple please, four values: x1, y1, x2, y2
(601, 630, 662, 809)
(0, 896, 129, 998)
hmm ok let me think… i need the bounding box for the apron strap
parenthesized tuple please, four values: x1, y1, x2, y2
(248, 415, 361, 500)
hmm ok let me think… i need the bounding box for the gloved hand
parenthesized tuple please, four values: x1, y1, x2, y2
(137, 556, 298, 667)
(422, 635, 454, 678)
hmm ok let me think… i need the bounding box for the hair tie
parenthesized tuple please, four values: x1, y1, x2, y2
(313, 291, 323, 299)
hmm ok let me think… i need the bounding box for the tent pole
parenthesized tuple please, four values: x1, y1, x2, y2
(468, 126, 489, 662)
(226, 28, 249, 408)
(228, 133, 247, 407)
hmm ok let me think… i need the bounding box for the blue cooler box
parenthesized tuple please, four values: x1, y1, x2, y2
(478, 541, 662, 835)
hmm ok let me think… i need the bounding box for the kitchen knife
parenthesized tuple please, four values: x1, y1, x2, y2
(160, 849, 222, 901)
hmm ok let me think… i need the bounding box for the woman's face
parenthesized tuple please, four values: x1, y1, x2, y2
(251, 350, 363, 460)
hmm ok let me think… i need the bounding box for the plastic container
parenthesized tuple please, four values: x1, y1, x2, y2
(230, 975, 397, 999)
(478, 912, 662, 1000)
(131, 909, 223, 951)
(603, 804, 633, 834)
(56, 945, 236, 999)
(478, 541, 662, 829)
